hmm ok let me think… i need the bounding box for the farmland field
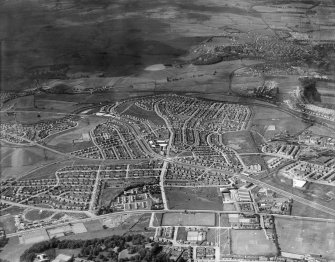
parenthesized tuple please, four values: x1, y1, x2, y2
(275, 217, 335, 259)
(161, 212, 216, 226)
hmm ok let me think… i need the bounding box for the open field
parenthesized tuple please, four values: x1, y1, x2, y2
(221, 131, 258, 154)
(100, 187, 123, 206)
(231, 75, 264, 95)
(127, 213, 155, 238)
(219, 214, 231, 227)
(251, 106, 310, 139)
(35, 99, 81, 112)
(220, 228, 231, 256)
(152, 213, 163, 227)
(291, 201, 335, 220)
(24, 209, 55, 221)
(222, 203, 237, 212)
(121, 104, 165, 126)
(165, 187, 223, 211)
(206, 228, 219, 245)
(231, 230, 278, 256)
(83, 219, 103, 232)
(0, 206, 26, 217)
(18, 160, 74, 181)
(161, 213, 216, 227)
(0, 215, 16, 234)
(265, 171, 335, 210)
(0, 111, 64, 125)
(275, 217, 335, 259)
(307, 125, 335, 138)
(0, 236, 33, 262)
(58, 213, 145, 241)
(1, 145, 64, 180)
(45, 116, 105, 152)
(176, 227, 188, 241)
(240, 155, 267, 170)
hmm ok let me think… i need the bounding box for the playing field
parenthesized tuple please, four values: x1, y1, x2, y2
(161, 212, 216, 226)
(275, 217, 335, 259)
(231, 230, 278, 256)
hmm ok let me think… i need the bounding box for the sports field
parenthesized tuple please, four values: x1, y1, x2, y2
(231, 230, 277, 256)
(275, 217, 335, 259)
(161, 212, 216, 226)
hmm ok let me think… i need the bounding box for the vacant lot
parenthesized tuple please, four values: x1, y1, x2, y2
(165, 187, 223, 211)
(161, 212, 216, 226)
(275, 217, 335, 259)
(231, 230, 278, 256)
